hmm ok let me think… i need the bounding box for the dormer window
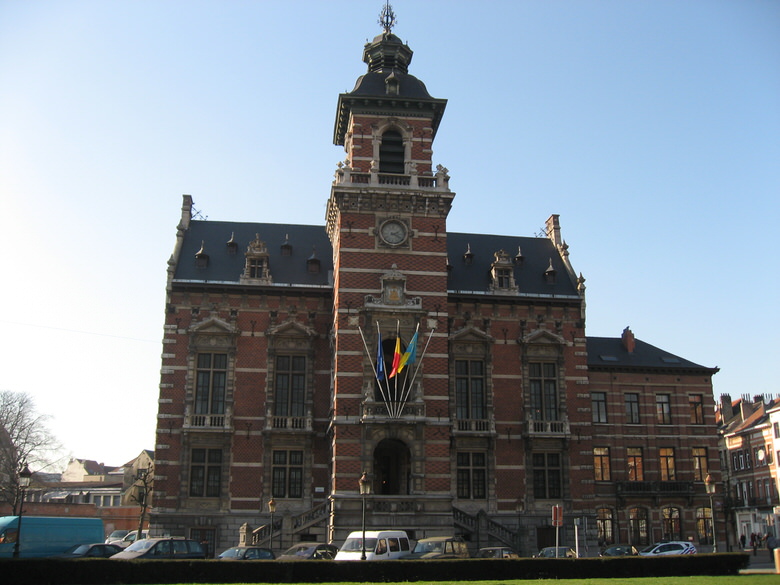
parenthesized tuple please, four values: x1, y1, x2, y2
(307, 247, 320, 274)
(195, 241, 209, 269)
(226, 233, 238, 256)
(544, 258, 557, 284)
(490, 249, 517, 292)
(281, 234, 292, 257)
(379, 130, 404, 174)
(241, 234, 272, 284)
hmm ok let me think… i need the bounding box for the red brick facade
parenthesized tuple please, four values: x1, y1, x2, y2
(150, 24, 720, 556)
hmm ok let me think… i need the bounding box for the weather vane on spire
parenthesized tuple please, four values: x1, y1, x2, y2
(378, 1, 396, 34)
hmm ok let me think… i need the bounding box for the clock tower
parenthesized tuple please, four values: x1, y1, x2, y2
(325, 4, 456, 533)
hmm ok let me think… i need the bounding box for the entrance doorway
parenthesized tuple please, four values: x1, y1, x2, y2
(373, 438, 410, 495)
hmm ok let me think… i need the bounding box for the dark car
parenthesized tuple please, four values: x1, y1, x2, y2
(476, 546, 519, 559)
(58, 543, 124, 558)
(110, 537, 206, 559)
(534, 546, 577, 558)
(406, 536, 470, 559)
(600, 544, 638, 556)
(276, 542, 339, 560)
(218, 545, 275, 560)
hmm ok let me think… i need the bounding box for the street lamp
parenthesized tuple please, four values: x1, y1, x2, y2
(705, 473, 717, 553)
(359, 471, 370, 560)
(13, 463, 32, 558)
(268, 497, 276, 552)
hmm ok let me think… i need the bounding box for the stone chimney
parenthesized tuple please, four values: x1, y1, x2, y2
(621, 326, 636, 354)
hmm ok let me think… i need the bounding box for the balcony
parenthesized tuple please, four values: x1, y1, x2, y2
(268, 415, 312, 432)
(332, 163, 451, 192)
(524, 417, 571, 437)
(184, 412, 231, 430)
(455, 418, 494, 433)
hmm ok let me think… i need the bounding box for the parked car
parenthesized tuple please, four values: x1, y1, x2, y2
(105, 530, 129, 544)
(534, 546, 577, 558)
(218, 545, 274, 560)
(276, 542, 339, 560)
(110, 537, 205, 559)
(476, 546, 519, 559)
(638, 541, 696, 556)
(600, 544, 638, 556)
(110, 530, 149, 548)
(407, 536, 470, 559)
(58, 543, 123, 558)
(335, 530, 411, 561)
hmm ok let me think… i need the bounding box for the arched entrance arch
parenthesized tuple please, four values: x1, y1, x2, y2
(373, 438, 411, 495)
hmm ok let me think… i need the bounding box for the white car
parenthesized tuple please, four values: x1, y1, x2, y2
(638, 541, 696, 556)
(110, 530, 149, 548)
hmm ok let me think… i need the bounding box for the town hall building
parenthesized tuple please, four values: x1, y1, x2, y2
(151, 8, 721, 557)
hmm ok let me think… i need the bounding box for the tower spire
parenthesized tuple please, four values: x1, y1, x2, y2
(378, 2, 396, 34)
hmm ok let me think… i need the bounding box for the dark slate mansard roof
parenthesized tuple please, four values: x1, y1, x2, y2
(174, 222, 580, 298)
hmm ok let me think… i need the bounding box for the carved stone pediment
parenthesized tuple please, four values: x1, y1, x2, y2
(188, 317, 239, 350)
(520, 328, 566, 346)
(266, 319, 317, 340)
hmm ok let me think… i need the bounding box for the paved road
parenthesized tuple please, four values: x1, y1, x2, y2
(741, 547, 777, 574)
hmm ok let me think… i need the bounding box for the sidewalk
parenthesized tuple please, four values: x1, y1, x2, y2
(739, 547, 777, 575)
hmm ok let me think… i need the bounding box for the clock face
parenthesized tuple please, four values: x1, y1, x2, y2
(379, 220, 408, 245)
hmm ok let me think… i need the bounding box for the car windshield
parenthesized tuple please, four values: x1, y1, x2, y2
(283, 545, 314, 557)
(219, 547, 242, 558)
(126, 539, 157, 552)
(64, 544, 90, 555)
(413, 541, 444, 553)
(341, 537, 377, 552)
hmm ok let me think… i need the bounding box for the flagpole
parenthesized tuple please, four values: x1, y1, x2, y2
(358, 325, 392, 414)
(376, 321, 392, 410)
(403, 326, 436, 404)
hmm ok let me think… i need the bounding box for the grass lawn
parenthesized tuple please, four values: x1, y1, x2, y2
(191, 578, 780, 585)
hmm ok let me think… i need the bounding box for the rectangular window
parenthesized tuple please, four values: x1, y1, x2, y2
(625, 393, 640, 424)
(656, 394, 671, 425)
(775, 422, 780, 439)
(190, 448, 222, 497)
(455, 360, 486, 420)
(594, 447, 611, 481)
(274, 356, 306, 417)
(532, 453, 562, 499)
(692, 447, 708, 481)
(529, 363, 558, 421)
(689, 395, 704, 425)
(456, 452, 487, 499)
(496, 268, 511, 288)
(272, 450, 304, 498)
(592, 392, 608, 423)
(660, 447, 676, 481)
(627, 447, 644, 481)
(195, 353, 227, 415)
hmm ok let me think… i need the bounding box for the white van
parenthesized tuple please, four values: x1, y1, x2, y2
(335, 530, 411, 561)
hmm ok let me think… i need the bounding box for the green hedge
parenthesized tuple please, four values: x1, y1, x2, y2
(0, 553, 750, 585)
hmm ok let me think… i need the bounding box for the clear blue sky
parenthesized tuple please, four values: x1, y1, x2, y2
(1, 1, 778, 469)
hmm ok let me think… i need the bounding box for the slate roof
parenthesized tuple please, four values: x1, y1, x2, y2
(173, 221, 580, 298)
(446, 232, 579, 298)
(174, 221, 333, 288)
(586, 336, 717, 373)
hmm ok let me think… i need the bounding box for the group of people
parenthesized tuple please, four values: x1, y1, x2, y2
(741, 532, 779, 561)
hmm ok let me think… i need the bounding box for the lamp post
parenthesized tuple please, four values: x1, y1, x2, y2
(13, 463, 32, 559)
(705, 473, 717, 553)
(359, 471, 370, 560)
(268, 497, 276, 552)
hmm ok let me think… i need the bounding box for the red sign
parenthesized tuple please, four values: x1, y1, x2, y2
(552, 505, 563, 526)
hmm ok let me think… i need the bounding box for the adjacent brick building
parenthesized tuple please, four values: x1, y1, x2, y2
(151, 12, 721, 556)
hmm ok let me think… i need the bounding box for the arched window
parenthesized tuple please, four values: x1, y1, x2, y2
(628, 507, 649, 546)
(662, 506, 682, 541)
(596, 508, 615, 547)
(379, 130, 404, 174)
(696, 507, 713, 544)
